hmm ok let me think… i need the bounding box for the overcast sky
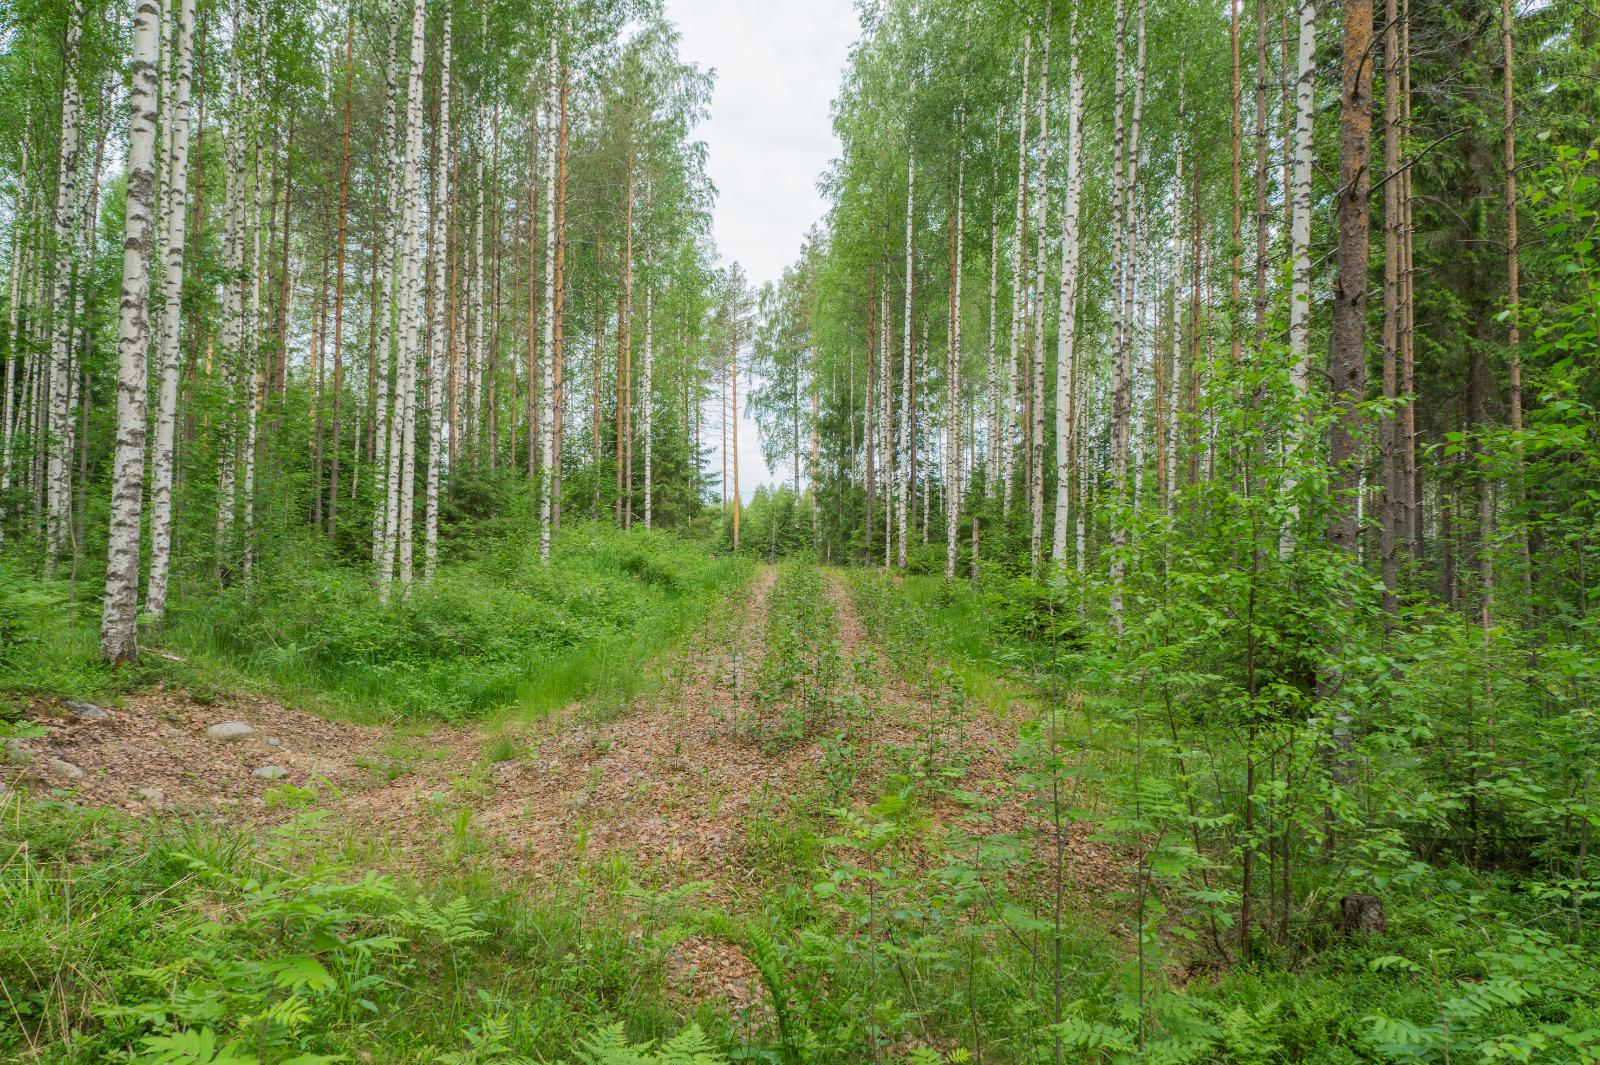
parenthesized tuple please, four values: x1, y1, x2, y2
(662, 0, 859, 500)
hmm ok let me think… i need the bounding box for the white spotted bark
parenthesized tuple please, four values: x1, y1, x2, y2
(1052, 2, 1084, 563)
(146, 0, 196, 621)
(100, 0, 162, 662)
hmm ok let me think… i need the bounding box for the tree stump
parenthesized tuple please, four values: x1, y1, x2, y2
(1339, 893, 1386, 935)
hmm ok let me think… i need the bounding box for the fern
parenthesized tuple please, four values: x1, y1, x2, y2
(566, 1022, 725, 1065)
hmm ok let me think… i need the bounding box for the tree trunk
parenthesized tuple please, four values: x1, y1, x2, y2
(146, 0, 196, 621)
(539, 32, 558, 560)
(45, 3, 85, 573)
(898, 143, 914, 570)
(1501, 0, 1528, 603)
(1052, 2, 1084, 563)
(328, 4, 355, 543)
(1380, 0, 1402, 612)
(1004, 37, 1029, 524)
(391, 0, 428, 593)
(424, 0, 452, 584)
(100, 0, 161, 663)
(946, 117, 964, 582)
(1028, 2, 1052, 575)
(1329, 0, 1372, 560)
(371, 0, 401, 568)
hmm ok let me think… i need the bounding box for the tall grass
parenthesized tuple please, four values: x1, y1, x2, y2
(161, 522, 749, 722)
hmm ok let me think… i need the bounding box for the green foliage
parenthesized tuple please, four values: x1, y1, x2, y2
(0, 792, 728, 1064)
(565, 1022, 724, 1065)
(153, 523, 747, 720)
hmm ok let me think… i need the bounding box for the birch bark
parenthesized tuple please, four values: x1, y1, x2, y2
(1051, 3, 1084, 563)
(100, 0, 162, 663)
(146, 0, 196, 620)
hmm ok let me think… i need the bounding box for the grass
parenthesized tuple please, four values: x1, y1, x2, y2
(0, 791, 736, 1063)
(0, 523, 750, 726)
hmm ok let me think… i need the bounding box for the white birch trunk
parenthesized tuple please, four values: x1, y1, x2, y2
(373, 0, 401, 570)
(1051, 3, 1084, 563)
(1108, 0, 1129, 633)
(391, 0, 426, 593)
(145, 0, 195, 620)
(214, 5, 248, 577)
(897, 144, 914, 570)
(1166, 130, 1184, 517)
(424, 0, 452, 584)
(240, 10, 266, 580)
(641, 285, 652, 530)
(1003, 37, 1029, 522)
(0, 157, 28, 523)
(880, 285, 891, 567)
(45, 6, 84, 571)
(945, 120, 964, 581)
(985, 174, 999, 496)
(538, 33, 558, 559)
(1028, 4, 1051, 574)
(100, 0, 161, 662)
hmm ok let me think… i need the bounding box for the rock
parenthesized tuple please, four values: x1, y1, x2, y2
(136, 786, 165, 805)
(1339, 893, 1386, 935)
(67, 701, 111, 721)
(206, 721, 257, 742)
(266, 737, 281, 747)
(251, 765, 287, 780)
(45, 757, 84, 780)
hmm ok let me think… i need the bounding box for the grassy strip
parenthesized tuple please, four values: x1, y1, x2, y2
(1, 524, 750, 725)
(0, 792, 734, 1063)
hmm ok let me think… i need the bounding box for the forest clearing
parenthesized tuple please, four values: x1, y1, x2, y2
(1, 0, 1598, 1061)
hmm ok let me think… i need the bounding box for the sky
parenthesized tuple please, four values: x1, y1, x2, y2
(662, 0, 860, 500)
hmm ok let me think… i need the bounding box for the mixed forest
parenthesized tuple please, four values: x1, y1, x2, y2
(1, 0, 1599, 1061)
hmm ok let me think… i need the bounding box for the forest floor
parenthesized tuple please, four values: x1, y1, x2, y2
(9, 564, 1117, 1020)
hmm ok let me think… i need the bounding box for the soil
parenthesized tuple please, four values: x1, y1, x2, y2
(3, 565, 1121, 1014)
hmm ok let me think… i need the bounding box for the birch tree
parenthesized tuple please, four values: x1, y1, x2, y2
(145, 0, 196, 622)
(99, 0, 161, 663)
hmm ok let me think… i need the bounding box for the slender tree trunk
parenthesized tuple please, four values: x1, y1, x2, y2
(1501, 0, 1528, 604)
(946, 117, 965, 581)
(539, 32, 558, 561)
(328, 4, 355, 542)
(372, 0, 401, 569)
(881, 284, 892, 567)
(146, 0, 196, 621)
(1330, 0, 1373, 560)
(214, 2, 249, 581)
(100, 0, 161, 663)
(1109, 0, 1131, 632)
(45, 3, 85, 573)
(552, 62, 568, 536)
(985, 169, 999, 499)
(866, 274, 877, 562)
(1004, 38, 1028, 524)
(1230, 0, 1244, 369)
(898, 143, 914, 570)
(1052, 2, 1084, 563)
(391, 0, 428, 593)
(731, 317, 740, 550)
(424, 0, 451, 584)
(1379, 0, 1402, 612)
(1028, 3, 1052, 575)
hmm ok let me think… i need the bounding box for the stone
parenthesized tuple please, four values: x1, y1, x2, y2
(266, 737, 281, 747)
(136, 786, 165, 805)
(206, 721, 256, 742)
(1339, 893, 1386, 935)
(251, 765, 288, 780)
(67, 701, 111, 721)
(45, 757, 84, 780)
